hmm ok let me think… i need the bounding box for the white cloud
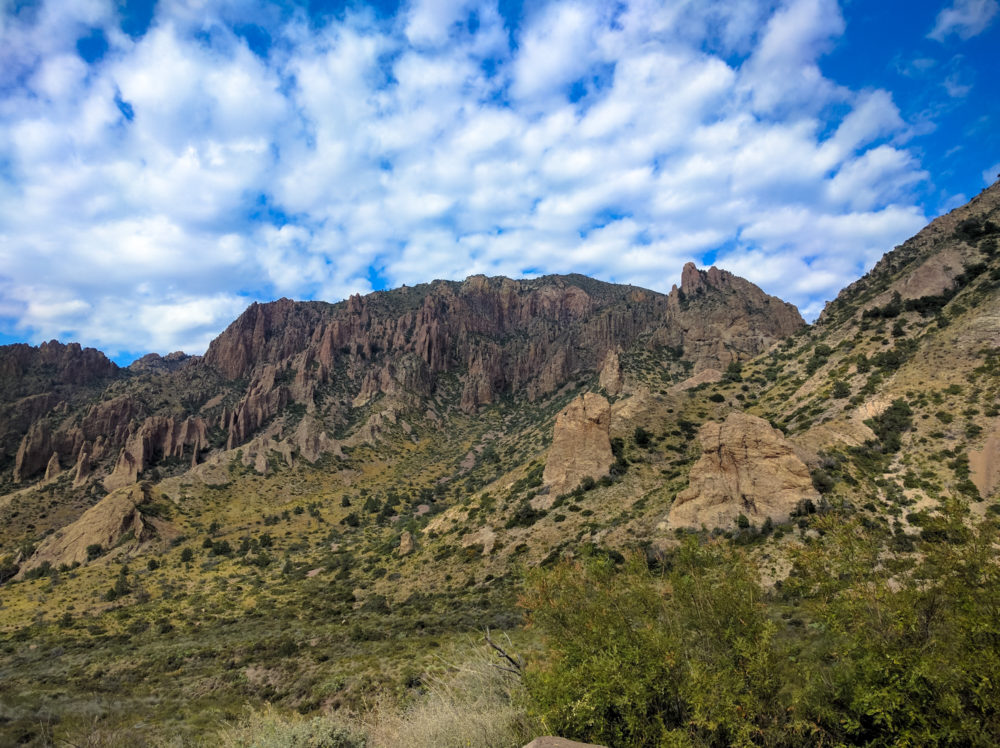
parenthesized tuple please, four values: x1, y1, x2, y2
(929, 0, 999, 41)
(0, 0, 938, 358)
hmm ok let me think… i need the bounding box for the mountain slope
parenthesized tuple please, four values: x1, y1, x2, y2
(1, 182, 999, 745)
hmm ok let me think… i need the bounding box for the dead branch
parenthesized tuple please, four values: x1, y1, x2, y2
(484, 626, 524, 678)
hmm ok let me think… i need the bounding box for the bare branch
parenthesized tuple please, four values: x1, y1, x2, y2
(484, 626, 524, 677)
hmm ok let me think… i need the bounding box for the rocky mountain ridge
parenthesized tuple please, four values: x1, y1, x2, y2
(1, 267, 803, 498)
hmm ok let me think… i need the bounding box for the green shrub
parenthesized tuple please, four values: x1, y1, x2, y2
(521, 540, 793, 746)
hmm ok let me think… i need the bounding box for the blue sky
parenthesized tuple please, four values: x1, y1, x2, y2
(1, 0, 997, 364)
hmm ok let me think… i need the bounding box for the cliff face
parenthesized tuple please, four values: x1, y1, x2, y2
(668, 412, 819, 529)
(0, 341, 120, 401)
(0, 269, 804, 493)
(205, 270, 804, 438)
(667, 263, 805, 372)
(0, 341, 123, 481)
(542, 393, 614, 500)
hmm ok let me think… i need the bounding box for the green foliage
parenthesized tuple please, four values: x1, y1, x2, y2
(505, 499, 546, 529)
(784, 515, 1000, 745)
(633, 426, 653, 448)
(867, 398, 913, 453)
(523, 515, 1000, 747)
(521, 540, 794, 747)
(831, 379, 850, 399)
(722, 361, 743, 383)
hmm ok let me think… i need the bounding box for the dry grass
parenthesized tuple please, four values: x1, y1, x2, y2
(217, 638, 535, 748)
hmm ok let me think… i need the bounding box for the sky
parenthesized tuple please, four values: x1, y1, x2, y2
(0, 0, 998, 364)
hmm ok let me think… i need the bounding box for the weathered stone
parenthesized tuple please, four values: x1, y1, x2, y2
(969, 417, 1000, 499)
(669, 412, 819, 529)
(522, 738, 607, 748)
(104, 415, 209, 491)
(43, 451, 61, 481)
(598, 348, 623, 396)
(542, 393, 613, 499)
(18, 484, 172, 575)
(398, 530, 415, 556)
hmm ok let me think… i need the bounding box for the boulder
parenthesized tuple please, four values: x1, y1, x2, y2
(669, 412, 818, 529)
(542, 393, 613, 499)
(17, 483, 170, 575)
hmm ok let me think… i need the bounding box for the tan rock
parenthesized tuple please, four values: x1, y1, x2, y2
(72, 443, 91, 486)
(669, 412, 819, 529)
(17, 484, 171, 574)
(598, 348, 623, 396)
(542, 393, 613, 499)
(462, 526, 496, 555)
(43, 451, 61, 481)
(969, 417, 1000, 499)
(398, 530, 415, 556)
(104, 415, 209, 491)
(523, 738, 607, 748)
(670, 368, 722, 392)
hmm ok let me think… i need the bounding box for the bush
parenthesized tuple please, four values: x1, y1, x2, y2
(218, 704, 367, 748)
(521, 541, 792, 746)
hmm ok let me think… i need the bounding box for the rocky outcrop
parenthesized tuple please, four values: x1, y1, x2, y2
(44, 452, 61, 481)
(204, 271, 802, 423)
(398, 530, 415, 556)
(665, 263, 804, 373)
(669, 412, 818, 529)
(542, 393, 613, 499)
(127, 351, 193, 373)
(0, 340, 119, 401)
(10, 394, 143, 483)
(670, 368, 722, 392)
(13, 420, 53, 482)
(969, 418, 1000, 499)
(104, 415, 209, 491)
(73, 443, 92, 486)
(291, 415, 343, 463)
(17, 483, 170, 574)
(598, 348, 623, 396)
(225, 364, 290, 449)
(3, 268, 806, 485)
(523, 738, 607, 748)
(203, 298, 333, 380)
(819, 180, 1000, 326)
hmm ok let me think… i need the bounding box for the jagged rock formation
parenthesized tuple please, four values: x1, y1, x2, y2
(1, 269, 803, 493)
(669, 412, 819, 529)
(17, 483, 171, 574)
(104, 415, 209, 491)
(664, 263, 804, 373)
(0, 340, 119, 400)
(542, 393, 614, 499)
(127, 351, 193, 373)
(398, 530, 415, 556)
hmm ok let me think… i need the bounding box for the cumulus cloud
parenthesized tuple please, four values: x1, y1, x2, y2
(0, 0, 935, 359)
(929, 0, 999, 41)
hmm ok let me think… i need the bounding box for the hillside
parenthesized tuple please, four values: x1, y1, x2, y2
(0, 181, 999, 746)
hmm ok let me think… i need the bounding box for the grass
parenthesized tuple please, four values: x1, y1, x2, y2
(217, 638, 534, 748)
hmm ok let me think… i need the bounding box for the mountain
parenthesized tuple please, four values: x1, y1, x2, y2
(0, 181, 998, 746)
